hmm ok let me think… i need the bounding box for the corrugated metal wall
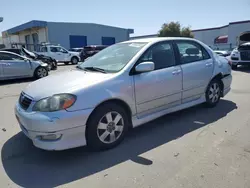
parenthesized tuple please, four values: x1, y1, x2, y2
(47, 22, 132, 49)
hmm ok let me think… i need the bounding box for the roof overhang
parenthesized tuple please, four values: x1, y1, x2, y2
(4, 20, 47, 35)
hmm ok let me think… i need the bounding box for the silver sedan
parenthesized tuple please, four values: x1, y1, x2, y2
(15, 37, 232, 151)
(0, 51, 48, 80)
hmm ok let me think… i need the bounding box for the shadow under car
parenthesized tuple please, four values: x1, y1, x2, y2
(1, 99, 237, 188)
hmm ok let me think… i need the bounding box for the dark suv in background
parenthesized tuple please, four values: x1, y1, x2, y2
(80, 45, 108, 61)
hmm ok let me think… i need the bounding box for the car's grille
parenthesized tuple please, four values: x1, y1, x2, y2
(19, 93, 32, 110)
(240, 51, 250, 61)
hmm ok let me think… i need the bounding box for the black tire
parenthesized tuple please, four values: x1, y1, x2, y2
(232, 64, 237, 70)
(34, 67, 48, 79)
(47, 63, 52, 71)
(86, 103, 129, 151)
(52, 61, 57, 70)
(64, 62, 69, 65)
(205, 79, 222, 108)
(71, 57, 79, 65)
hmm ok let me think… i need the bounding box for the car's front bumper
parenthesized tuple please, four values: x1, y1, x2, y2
(15, 102, 93, 150)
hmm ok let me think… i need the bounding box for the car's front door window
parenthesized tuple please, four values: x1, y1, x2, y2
(139, 42, 176, 70)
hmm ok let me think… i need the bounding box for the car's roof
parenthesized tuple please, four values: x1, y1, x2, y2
(124, 37, 198, 43)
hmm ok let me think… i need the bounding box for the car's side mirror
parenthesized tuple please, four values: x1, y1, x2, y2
(135, 62, 155, 73)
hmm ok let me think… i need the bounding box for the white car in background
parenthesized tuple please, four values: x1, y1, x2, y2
(15, 37, 232, 151)
(37, 45, 80, 65)
(230, 42, 250, 69)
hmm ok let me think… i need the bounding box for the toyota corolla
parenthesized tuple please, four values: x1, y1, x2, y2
(15, 37, 232, 151)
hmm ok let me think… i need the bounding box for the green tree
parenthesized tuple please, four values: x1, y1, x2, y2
(158, 22, 194, 38)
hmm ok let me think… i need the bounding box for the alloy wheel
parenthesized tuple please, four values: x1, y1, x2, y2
(97, 111, 124, 144)
(208, 83, 220, 103)
(37, 68, 47, 78)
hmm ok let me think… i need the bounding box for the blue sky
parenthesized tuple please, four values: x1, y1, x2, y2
(0, 0, 250, 36)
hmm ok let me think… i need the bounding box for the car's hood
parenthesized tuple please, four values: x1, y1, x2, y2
(23, 69, 113, 101)
(22, 47, 36, 59)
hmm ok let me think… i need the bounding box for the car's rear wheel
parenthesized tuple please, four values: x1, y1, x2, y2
(71, 57, 79, 65)
(205, 79, 222, 107)
(34, 67, 48, 79)
(86, 103, 129, 151)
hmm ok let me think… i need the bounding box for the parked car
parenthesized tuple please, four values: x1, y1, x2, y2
(0, 51, 49, 80)
(36, 45, 80, 65)
(69, 48, 83, 53)
(230, 42, 250, 69)
(214, 50, 231, 57)
(3, 48, 57, 70)
(80, 45, 108, 61)
(15, 38, 232, 151)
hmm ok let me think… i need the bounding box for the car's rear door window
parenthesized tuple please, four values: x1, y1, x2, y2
(175, 41, 211, 64)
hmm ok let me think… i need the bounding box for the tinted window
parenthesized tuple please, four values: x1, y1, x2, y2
(140, 42, 176, 70)
(50, 47, 59, 53)
(176, 41, 211, 64)
(4, 49, 21, 55)
(0, 52, 24, 60)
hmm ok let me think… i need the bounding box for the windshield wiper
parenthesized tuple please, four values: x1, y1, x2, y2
(83, 67, 107, 73)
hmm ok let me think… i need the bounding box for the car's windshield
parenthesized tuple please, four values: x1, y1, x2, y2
(78, 42, 147, 73)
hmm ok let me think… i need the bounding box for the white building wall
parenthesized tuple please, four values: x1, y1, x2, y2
(228, 22, 250, 47)
(18, 27, 47, 44)
(2, 35, 19, 48)
(2, 27, 47, 49)
(193, 22, 250, 50)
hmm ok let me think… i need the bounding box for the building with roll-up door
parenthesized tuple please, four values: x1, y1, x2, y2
(2, 20, 134, 50)
(130, 20, 250, 51)
(192, 20, 250, 50)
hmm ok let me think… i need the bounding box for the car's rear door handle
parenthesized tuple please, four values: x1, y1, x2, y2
(172, 69, 181, 75)
(3, 63, 10, 66)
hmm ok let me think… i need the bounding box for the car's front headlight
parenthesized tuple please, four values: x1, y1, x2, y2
(33, 94, 76, 112)
(231, 50, 239, 56)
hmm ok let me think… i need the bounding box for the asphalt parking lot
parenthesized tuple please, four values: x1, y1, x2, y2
(1, 65, 250, 188)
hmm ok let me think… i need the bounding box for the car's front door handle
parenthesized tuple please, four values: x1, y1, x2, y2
(205, 63, 213, 67)
(3, 63, 11, 66)
(172, 69, 182, 75)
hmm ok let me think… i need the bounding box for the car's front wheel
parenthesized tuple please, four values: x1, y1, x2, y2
(34, 67, 48, 79)
(205, 79, 222, 107)
(86, 103, 129, 151)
